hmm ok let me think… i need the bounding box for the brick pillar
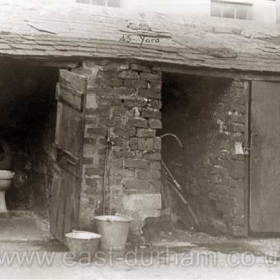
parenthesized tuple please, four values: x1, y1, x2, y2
(77, 60, 162, 238)
(225, 80, 249, 237)
(207, 80, 249, 236)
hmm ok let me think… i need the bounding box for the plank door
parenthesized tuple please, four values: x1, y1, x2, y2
(250, 81, 280, 233)
(50, 69, 87, 242)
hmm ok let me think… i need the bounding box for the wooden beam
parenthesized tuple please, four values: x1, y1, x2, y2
(153, 65, 280, 82)
(33, 61, 80, 69)
(0, 57, 80, 69)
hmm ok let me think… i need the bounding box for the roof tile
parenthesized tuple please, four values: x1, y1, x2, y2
(0, 43, 10, 49)
(0, 3, 278, 72)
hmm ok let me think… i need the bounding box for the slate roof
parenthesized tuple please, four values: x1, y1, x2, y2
(1, 2, 280, 73)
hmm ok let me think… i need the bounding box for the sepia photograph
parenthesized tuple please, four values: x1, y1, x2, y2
(0, 0, 279, 279)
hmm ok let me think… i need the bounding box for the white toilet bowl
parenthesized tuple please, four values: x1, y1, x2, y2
(0, 170, 15, 212)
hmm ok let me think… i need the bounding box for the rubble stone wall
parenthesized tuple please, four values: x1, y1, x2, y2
(162, 75, 249, 236)
(75, 60, 162, 237)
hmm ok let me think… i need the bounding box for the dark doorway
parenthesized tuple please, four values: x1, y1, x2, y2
(0, 62, 58, 217)
(161, 72, 238, 234)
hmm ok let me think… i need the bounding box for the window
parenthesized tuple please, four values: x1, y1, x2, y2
(76, 0, 90, 3)
(236, 8, 247, 20)
(211, 0, 253, 20)
(76, 0, 122, 7)
(107, 0, 121, 8)
(223, 7, 235, 18)
(92, 0, 106, 6)
(211, 5, 222, 17)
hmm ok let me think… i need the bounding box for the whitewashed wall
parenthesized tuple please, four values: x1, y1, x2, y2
(253, 0, 277, 24)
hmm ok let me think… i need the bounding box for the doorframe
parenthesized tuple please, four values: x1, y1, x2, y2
(160, 67, 254, 237)
(153, 64, 280, 83)
(245, 80, 252, 237)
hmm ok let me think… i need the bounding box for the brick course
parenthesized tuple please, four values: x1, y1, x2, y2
(77, 60, 162, 233)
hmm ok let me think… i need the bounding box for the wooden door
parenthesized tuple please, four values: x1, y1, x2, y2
(50, 70, 87, 242)
(250, 81, 280, 233)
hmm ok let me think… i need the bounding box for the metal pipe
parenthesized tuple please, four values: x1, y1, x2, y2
(161, 159, 200, 229)
(160, 133, 183, 148)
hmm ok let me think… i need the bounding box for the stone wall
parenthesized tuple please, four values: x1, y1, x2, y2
(75, 60, 162, 238)
(162, 74, 248, 236)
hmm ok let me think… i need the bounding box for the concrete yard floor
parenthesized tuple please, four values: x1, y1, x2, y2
(0, 211, 52, 243)
(1, 215, 280, 279)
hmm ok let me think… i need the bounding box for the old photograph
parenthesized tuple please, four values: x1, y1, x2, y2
(0, 0, 279, 279)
